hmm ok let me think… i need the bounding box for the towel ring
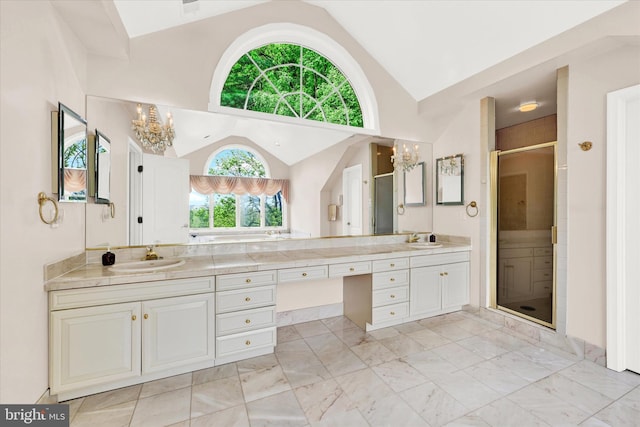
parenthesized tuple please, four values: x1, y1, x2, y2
(38, 192, 59, 225)
(466, 201, 479, 217)
(109, 202, 116, 218)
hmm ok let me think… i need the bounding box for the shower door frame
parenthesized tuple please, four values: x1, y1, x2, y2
(490, 141, 558, 329)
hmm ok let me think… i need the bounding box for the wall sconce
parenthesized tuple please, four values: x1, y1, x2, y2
(578, 141, 593, 151)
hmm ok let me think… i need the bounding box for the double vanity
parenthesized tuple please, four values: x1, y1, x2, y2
(45, 234, 471, 401)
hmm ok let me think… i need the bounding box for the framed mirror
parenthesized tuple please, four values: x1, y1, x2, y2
(404, 161, 425, 206)
(94, 130, 111, 204)
(436, 154, 464, 205)
(54, 103, 87, 202)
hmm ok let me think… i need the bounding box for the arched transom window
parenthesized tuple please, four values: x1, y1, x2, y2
(221, 43, 363, 128)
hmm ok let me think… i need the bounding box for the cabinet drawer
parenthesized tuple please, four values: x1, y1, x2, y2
(216, 285, 276, 313)
(410, 252, 469, 268)
(533, 280, 552, 295)
(216, 327, 276, 358)
(372, 258, 409, 273)
(534, 256, 553, 270)
(534, 247, 553, 257)
(216, 306, 276, 335)
(329, 261, 371, 277)
(216, 270, 277, 291)
(498, 248, 534, 259)
(533, 269, 553, 282)
(372, 285, 409, 307)
(372, 302, 409, 324)
(278, 265, 328, 283)
(372, 270, 410, 290)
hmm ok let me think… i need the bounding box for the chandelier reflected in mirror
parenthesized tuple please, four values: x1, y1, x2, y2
(391, 142, 420, 172)
(132, 104, 175, 153)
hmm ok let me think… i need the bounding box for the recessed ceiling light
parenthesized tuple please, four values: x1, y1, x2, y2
(519, 102, 539, 112)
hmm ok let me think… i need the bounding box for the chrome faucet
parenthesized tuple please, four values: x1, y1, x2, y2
(407, 233, 420, 243)
(144, 245, 159, 261)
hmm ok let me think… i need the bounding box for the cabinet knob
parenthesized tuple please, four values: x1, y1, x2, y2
(245, 340, 251, 346)
(131, 315, 137, 321)
(245, 278, 252, 283)
(143, 314, 148, 320)
(444, 272, 448, 276)
(349, 267, 355, 272)
(440, 273, 444, 276)
(245, 319, 251, 324)
(302, 272, 308, 277)
(245, 296, 251, 302)
(390, 263, 395, 267)
(390, 277, 395, 282)
(390, 311, 395, 316)
(390, 294, 396, 298)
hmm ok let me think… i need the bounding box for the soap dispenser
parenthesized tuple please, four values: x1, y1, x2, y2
(102, 247, 116, 266)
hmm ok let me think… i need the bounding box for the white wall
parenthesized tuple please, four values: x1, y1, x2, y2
(431, 103, 484, 306)
(0, 1, 87, 403)
(565, 45, 640, 347)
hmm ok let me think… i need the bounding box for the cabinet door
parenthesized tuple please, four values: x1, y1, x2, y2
(410, 266, 441, 316)
(50, 302, 141, 394)
(442, 262, 469, 309)
(498, 257, 532, 301)
(142, 294, 214, 374)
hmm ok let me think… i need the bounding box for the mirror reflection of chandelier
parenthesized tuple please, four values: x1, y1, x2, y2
(131, 104, 175, 153)
(439, 156, 461, 176)
(391, 142, 420, 172)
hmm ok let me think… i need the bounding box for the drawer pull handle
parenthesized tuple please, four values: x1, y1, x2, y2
(302, 272, 308, 277)
(390, 278, 395, 282)
(143, 314, 148, 320)
(245, 340, 251, 346)
(390, 311, 395, 316)
(245, 319, 251, 324)
(245, 297, 251, 302)
(390, 263, 395, 267)
(245, 278, 252, 283)
(131, 315, 137, 321)
(390, 294, 396, 298)
(349, 267, 355, 272)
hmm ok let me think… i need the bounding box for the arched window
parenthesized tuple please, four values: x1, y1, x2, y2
(221, 43, 363, 127)
(209, 23, 379, 132)
(190, 147, 286, 230)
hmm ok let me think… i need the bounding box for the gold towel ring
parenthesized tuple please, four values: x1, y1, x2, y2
(466, 201, 479, 217)
(109, 202, 116, 218)
(38, 192, 59, 225)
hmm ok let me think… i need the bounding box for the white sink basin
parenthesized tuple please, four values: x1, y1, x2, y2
(410, 242, 443, 249)
(110, 259, 186, 273)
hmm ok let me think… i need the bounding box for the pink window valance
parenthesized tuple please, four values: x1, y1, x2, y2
(190, 175, 290, 203)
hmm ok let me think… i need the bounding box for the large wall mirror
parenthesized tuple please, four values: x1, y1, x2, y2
(436, 154, 464, 205)
(54, 103, 88, 202)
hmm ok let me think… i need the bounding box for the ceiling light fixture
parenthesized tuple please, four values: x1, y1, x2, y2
(132, 104, 175, 153)
(391, 143, 420, 172)
(518, 101, 539, 112)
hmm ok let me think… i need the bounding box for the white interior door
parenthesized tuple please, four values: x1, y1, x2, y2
(607, 84, 640, 373)
(142, 154, 190, 245)
(342, 164, 363, 235)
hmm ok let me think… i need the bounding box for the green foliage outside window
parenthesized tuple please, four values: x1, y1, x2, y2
(221, 43, 363, 127)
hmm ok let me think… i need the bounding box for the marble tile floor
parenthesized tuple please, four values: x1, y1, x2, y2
(64, 311, 640, 427)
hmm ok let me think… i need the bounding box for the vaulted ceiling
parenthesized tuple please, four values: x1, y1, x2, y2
(52, 0, 634, 164)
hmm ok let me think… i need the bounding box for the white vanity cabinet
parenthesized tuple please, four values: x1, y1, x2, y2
(410, 252, 469, 318)
(215, 271, 277, 363)
(49, 277, 215, 400)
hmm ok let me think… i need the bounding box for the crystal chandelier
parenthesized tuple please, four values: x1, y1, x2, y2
(132, 104, 175, 153)
(439, 156, 461, 176)
(391, 142, 420, 172)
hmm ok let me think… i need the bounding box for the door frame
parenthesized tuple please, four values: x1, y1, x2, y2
(606, 84, 640, 372)
(342, 164, 363, 235)
(489, 141, 558, 329)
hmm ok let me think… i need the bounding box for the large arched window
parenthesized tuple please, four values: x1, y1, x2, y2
(190, 147, 286, 230)
(209, 23, 379, 132)
(221, 43, 363, 127)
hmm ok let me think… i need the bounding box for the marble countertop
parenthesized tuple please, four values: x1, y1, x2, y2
(45, 242, 471, 292)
